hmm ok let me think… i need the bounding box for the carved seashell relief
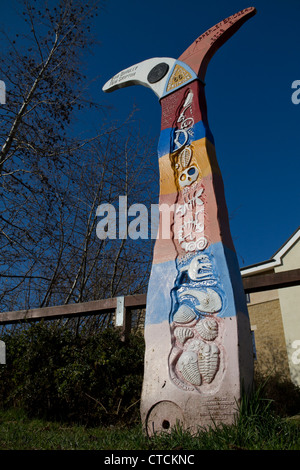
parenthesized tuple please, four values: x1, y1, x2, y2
(196, 318, 218, 341)
(180, 147, 192, 169)
(174, 327, 194, 345)
(173, 304, 196, 323)
(180, 288, 222, 313)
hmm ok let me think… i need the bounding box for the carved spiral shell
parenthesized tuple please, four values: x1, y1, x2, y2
(198, 342, 219, 383)
(177, 350, 201, 386)
(174, 327, 194, 345)
(196, 318, 218, 341)
(173, 304, 196, 324)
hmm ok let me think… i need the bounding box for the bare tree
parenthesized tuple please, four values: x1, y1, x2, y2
(36, 126, 157, 308)
(0, 0, 158, 314)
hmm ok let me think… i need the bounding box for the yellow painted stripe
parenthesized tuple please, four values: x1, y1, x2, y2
(158, 138, 221, 195)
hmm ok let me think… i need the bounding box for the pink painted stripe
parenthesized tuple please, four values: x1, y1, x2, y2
(152, 174, 235, 265)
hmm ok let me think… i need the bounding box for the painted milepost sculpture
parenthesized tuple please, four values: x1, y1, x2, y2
(103, 7, 256, 435)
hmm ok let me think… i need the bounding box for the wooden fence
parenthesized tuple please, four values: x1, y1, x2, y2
(0, 269, 300, 340)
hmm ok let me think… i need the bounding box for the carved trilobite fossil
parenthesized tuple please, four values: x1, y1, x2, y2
(177, 350, 201, 386)
(198, 342, 219, 384)
(196, 318, 218, 341)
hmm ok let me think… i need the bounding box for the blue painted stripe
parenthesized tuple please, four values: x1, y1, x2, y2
(145, 242, 248, 326)
(145, 259, 178, 326)
(157, 121, 215, 159)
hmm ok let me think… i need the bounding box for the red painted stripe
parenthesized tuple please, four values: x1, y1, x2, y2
(160, 80, 208, 131)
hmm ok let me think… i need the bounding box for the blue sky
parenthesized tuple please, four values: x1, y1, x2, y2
(1, 0, 300, 268)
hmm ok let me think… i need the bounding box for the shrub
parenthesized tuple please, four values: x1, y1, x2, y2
(0, 322, 145, 426)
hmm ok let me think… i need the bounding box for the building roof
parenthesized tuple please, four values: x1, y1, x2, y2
(240, 226, 300, 277)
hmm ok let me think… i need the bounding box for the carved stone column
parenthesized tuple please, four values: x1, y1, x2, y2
(103, 7, 256, 435)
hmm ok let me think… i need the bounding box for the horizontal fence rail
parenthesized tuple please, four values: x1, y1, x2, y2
(0, 293, 146, 325)
(1, 269, 300, 339)
(242, 268, 300, 293)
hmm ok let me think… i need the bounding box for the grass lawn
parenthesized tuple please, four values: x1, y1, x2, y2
(0, 408, 300, 451)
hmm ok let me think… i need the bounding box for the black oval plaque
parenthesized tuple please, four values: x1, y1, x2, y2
(147, 63, 169, 84)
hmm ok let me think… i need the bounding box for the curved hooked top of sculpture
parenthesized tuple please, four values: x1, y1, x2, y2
(102, 7, 256, 99)
(178, 7, 256, 83)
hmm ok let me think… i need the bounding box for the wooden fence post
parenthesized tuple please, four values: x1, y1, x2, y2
(115, 296, 132, 341)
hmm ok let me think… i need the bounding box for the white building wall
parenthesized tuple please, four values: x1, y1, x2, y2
(275, 240, 300, 386)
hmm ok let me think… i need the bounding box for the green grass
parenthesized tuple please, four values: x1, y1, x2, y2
(0, 404, 300, 450)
